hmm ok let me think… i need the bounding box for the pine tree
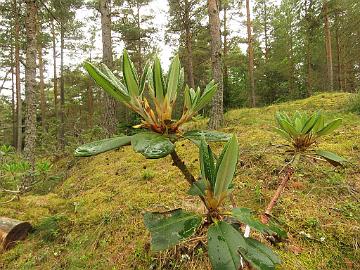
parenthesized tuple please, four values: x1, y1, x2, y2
(207, 0, 224, 129)
(23, 0, 38, 172)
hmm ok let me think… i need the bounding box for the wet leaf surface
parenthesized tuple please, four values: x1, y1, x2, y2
(131, 132, 175, 159)
(74, 136, 131, 157)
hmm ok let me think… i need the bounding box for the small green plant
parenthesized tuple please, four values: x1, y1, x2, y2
(0, 147, 53, 200)
(141, 169, 155, 180)
(76, 52, 282, 270)
(262, 111, 346, 222)
(274, 111, 344, 163)
(144, 136, 282, 270)
(36, 214, 68, 242)
(0, 145, 15, 156)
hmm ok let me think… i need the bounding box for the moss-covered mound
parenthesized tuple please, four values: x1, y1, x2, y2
(1, 93, 359, 270)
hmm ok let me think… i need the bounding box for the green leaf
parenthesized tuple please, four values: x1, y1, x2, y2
(84, 62, 130, 103)
(144, 209, 202, 251)
(208, 221, 245, 270)
(315, 150, 346, 166)
(122, 50, 139, 96)
(312, 114, 324, 133)
(272, 127, 292, 142)
(153, 57, 165, 101)
(199, 139, 216, 188)
(294, 118, 302, 133)
(139, 60, 150, 95)
(192, 81, 217, 112)
(301, 112, 319, 134)
(183, 85, 192, 111)
(214, 135, 238, 199)
(231, 208, 277, 236)
(316, 118, 342, 136)
(267, 221, 288, 240)
(131, 132, 174, 159)
(277, 118, 298, 138)
(74, 136, 131, 157)
(183, 130, 232, 146)
(188, 179, 207, 196)
(99, 64, 128, 95)
(166, 55, 180, 103)
(239, 237, 281, 270)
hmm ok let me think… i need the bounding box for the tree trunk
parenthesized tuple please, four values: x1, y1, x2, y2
(289, 31, 295, 96)
(11, 44, 16, 147)
(305, 0, 313, 96)
(335, 12, 343, 91)
(37, 20, 46, 133)
(207, 0, 224, 129)
(263, 0, 269, 60)
(24, 0, 37, 173)
(58, 21, 65, 149)
(51, 19, 59, 120)
(100, 0, 117, 135)
(0, 217, 32, 251)
(246, 0, 256, 107)
(136, 3, 142, 73)
(184, 0, 195, 89)
(223, 0, 229, 106)
(323, 1, 334, 91)
(13, 0, 22, 153)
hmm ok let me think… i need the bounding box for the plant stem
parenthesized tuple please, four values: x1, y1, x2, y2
(261, 166, 294, 224)
(170, 149, 210, 210)
(261, 154, 300, 224)
(170, 150, 196, 185)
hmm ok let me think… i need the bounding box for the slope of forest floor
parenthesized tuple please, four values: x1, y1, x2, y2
(1, 92, 359, 270)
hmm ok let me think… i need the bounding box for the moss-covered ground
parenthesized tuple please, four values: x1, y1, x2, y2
(1, 93, 359, 270)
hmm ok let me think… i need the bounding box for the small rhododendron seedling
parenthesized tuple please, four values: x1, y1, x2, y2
(274, 111, 345, 164)
(262, 111, 346, 223)
(144, 136, 283, 270)
(75, 50, 230, 159)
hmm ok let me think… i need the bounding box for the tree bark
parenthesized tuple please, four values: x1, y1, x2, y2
(184, 0, 195, 89)
(11, 44, 16, 147)
(13, 0, 22, 153)
(0, 217, 32, 251)
(304, 0, 313, 96)
(246, 0, 256, 107)
(223, 0, 229, 106)
(37, 20, 46, 133)
(262, 0, 269, 60)
(100, 0, 117, 135)
(288, 30, 295, 96)
(323, 1, 334, 91)
(136, 2, 142, 73)
(51, 19, 59, 120)
(207, 0, 224, 129)
(58, 21, 65, 149)
(335, 13, 343, 91)
(24, 0, 38, 172)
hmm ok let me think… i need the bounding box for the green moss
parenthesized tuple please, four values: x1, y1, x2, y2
(0, 93, 359, 270)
